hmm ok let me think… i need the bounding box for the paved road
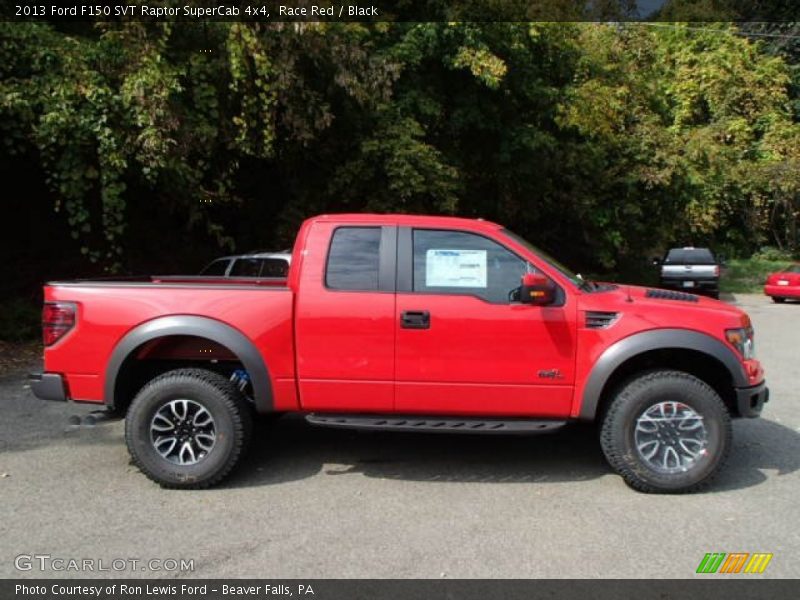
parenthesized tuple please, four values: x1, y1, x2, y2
(1, 294, 798, 579)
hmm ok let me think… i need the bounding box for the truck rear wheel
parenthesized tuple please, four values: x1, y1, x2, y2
(125, 368, 253, 489)
(599, 370, 731, 493)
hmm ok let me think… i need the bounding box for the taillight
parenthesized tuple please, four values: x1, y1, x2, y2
(714, 265, 720, 277)
(43, 302, 76, 346)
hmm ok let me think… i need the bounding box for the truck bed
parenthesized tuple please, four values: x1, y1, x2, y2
(42, 278, 297, 410)
(53, 275, 288, 287)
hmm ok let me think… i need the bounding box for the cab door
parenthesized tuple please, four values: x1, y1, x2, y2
(394, 227, 577, 417)
(294, 222, 397, 412)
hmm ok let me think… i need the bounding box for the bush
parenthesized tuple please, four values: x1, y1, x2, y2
(752, 246, 796, 262)
(0, 298, 40, 342)
(721, 257, 794, 293)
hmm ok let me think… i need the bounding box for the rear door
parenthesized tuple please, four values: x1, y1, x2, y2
(394, 227, 577, 417)
(294, 222, 398, 411)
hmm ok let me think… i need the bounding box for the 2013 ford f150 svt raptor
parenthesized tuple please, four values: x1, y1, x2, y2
(30, 214, 769, 493)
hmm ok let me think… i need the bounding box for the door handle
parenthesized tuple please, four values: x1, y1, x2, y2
(401, 310, 430, 329)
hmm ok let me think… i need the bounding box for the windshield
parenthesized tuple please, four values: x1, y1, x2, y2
(501, 229, 582, 288)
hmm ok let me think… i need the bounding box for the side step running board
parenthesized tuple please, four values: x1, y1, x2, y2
(305, 413, 566, 435)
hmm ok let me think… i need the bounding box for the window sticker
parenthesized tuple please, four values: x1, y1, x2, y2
(426, 249, 487, 288)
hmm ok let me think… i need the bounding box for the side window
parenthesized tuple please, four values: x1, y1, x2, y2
(412, 229, 528, 303)
(230, 258, 262, 277)
(326, 227, 382, 291)
(261, 258, 289, 278)
(200, 259, 230, 276)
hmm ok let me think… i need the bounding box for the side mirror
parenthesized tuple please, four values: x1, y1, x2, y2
(651, 257, 661, 266)
(520, 273, 556, 306)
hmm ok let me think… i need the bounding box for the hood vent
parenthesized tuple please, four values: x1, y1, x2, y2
(645, 289, 700, 303)
(585, 311, 619, 329)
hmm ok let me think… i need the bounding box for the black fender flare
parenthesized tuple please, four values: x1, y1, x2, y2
(579, 328, 748, 420)
(104, 315, 273, 413)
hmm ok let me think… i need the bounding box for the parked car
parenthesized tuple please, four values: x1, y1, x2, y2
(654, 247, 722, 298)
(764, 264, 800, 303)
(200, 252, 291, 278)
(30, 214, 767, 493)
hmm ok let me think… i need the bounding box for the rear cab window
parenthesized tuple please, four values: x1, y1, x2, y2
(664, 248, 716, 265)
(325, 227, 382, 291)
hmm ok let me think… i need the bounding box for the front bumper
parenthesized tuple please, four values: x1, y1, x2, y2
(735, 380, 768, 418)
(29, 372, 67, 402)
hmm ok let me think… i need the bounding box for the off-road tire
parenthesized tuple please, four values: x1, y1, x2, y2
(600, 370, 731, 494)
(772, 297, 785, 303)
(125, 368, 253, 489)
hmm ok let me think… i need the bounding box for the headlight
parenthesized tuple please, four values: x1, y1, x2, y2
(726, 326, 755, 359)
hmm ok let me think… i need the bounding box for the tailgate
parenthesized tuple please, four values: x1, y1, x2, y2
(662, 265, 717, 278)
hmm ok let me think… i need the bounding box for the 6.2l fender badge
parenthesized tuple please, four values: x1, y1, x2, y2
(538, 369, 564, 379)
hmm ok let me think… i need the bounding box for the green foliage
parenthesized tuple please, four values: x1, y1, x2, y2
(721, 257, 794, 293)
(0, 299, 40, 342)
(752, 246, 797, 262)
(1, 21, 799, 274)
(557, 23, 799, 264)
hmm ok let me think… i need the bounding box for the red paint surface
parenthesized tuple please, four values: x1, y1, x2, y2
(764, 266, 800, 299)
(41, 214, 764, 417)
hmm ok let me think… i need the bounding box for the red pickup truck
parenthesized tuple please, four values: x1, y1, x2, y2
(30, 214, 768, 493)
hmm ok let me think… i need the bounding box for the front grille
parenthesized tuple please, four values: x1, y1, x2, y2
(646, 289, 700, 302)
(585, 311, 619, 329)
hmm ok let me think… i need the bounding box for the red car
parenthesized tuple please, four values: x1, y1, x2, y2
(764, 264, 800, 303)
(30, 214, 767, 493)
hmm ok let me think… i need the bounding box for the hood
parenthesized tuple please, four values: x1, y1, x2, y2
(580, 284, 747, 328)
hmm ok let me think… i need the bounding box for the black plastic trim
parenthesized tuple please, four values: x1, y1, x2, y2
(378, 225, 398, 292)
(579, 329, 749, 420)
(400, 310, 430, 329)
(735, 381, 769, 418)
(104, 316, 274, 414)
(645, 289, 700, 302)
(29, 373, 67, 402)
(306, 413, 567, 434)
(397, 227, 413, 292)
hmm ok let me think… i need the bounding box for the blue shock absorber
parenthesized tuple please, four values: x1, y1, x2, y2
(230, 369, 251, 392)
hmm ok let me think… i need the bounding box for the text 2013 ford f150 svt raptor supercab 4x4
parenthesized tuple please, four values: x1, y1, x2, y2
(30, 214, 768, 492)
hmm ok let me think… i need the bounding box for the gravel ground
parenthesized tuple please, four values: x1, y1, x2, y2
(0, 294, 798, 579)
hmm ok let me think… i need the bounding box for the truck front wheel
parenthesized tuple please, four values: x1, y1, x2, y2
(125, 368, 253, 489)
(599, 370, 731, 493)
